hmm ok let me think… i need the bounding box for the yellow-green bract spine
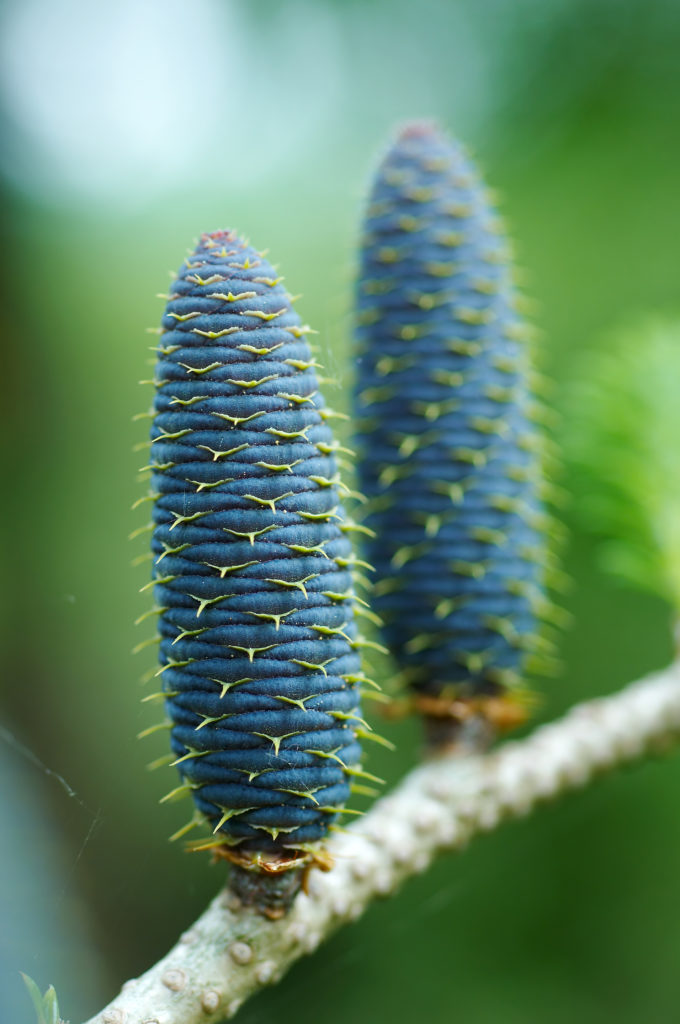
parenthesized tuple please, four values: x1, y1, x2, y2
(353, 123, 561, 747)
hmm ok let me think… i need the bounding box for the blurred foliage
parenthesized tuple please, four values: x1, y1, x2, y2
(567, 320, 680, 607)
(22, 974, 62, 1024)
(2, 0, 680, 1022)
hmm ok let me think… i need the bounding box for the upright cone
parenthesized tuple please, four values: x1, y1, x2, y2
(353, 123, 557, 749)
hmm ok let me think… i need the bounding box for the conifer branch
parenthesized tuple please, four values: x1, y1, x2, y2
(84, 662, 680, 1024)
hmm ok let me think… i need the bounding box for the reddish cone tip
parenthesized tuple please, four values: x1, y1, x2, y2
(397, 119, 441, 141)
(201, 228, 238, 243)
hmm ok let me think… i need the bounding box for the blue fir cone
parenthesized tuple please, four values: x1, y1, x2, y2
(138, 231, 376, 913)
(354, 123, 557, 749)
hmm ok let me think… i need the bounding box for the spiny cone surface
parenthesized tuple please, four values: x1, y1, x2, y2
(354, 124, 555, 738)
(144, 230, 367, 864)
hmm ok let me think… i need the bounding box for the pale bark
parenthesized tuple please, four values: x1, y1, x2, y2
(85, 662, 680, 1024)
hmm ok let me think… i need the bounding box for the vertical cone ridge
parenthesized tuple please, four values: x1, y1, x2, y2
(143, 230, 365, 871)
(353, 125, 555, 746)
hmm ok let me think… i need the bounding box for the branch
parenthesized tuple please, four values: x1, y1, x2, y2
(84, 663, 680, 1024)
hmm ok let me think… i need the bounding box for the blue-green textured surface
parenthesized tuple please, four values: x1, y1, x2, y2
(354, 125, 548, 706)
(149, 231, 364, 856)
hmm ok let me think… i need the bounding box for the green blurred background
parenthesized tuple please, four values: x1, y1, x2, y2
(2, 0, 680, 1020)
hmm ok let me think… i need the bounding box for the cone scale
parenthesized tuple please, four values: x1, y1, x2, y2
(354, 124, 552, 749)
(142, 230, 366, 913)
